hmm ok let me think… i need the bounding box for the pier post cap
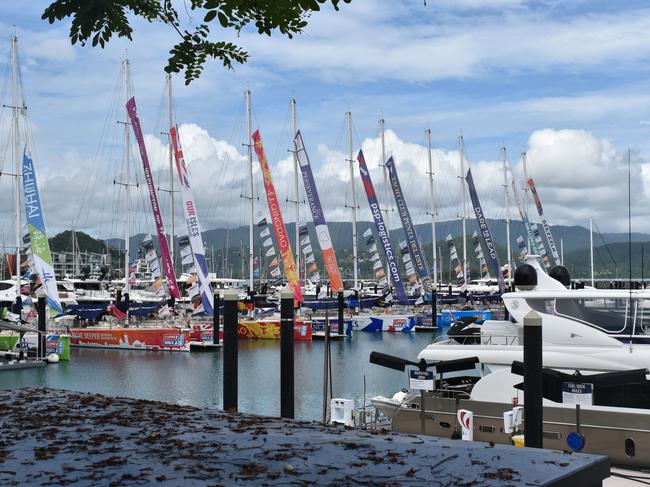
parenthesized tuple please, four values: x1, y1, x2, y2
(222, 287, 238, 301)
(523, 309, 542, 327)
(280, 285, 294, 300)
(36, 287, 46, 298)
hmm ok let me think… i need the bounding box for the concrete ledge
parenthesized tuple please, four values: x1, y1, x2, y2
(0, 388, 609, 486)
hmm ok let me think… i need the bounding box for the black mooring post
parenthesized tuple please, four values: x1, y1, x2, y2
(524, 309, 543, 448)
(37, 295, 46, 358)
(337, 291, 344, 336)
(280, 287, 295, 419)
(448, 284, 452, 298)
(431, 288, 437, 328)
(213, 292, 220, 345)
(223, 288, 238, 412)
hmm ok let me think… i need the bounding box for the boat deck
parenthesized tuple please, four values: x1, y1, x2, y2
(0, 357, 46, 371)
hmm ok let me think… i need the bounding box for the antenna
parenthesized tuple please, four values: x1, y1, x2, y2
(628, 148, 633, 346)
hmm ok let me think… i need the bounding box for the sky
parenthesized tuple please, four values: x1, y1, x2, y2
(0, 0, 650, 246)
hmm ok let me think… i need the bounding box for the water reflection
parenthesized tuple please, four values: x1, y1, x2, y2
(0, 332, 439, 420)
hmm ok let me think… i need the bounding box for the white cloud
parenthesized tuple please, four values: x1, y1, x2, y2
(237, 4, 650, 83)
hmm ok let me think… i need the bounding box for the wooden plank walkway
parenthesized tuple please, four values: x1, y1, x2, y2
(0, 388, 609, 486)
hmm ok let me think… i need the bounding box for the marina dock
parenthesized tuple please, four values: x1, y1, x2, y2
(0, 387, 609, 486)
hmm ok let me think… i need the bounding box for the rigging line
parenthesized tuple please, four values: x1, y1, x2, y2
(75, 63, 123, 229)
(206, 97, 244, 230)
(591, 219, 618, 269)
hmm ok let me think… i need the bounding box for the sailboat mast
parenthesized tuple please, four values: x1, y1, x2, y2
(459, 135, 467, 284)
(521, 151, 533, 251)
(291, 99, 300, 280)
(426, 129, 437, 287)
(379, 118, 390, 285)
(347, 111, 358, 289)
(590, 217, 594, 287)
(245, 89, 254, 291)
(123, 57, 131, 294)
(167, 74, 175, 268)
(11, 34, 20, 296)
(502, 146, 511, 285)
(380, 119, 389, 231)
(224, 228, 230, 279)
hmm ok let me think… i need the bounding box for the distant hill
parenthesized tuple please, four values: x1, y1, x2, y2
(50, 230, 109, 254)
(57, 221, 650, 280)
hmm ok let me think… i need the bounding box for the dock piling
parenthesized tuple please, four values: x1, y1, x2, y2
(431, 288, 437, 328)
(37, 294, 46, 358)
(337, 291, 344, 335)
(523, 309, 543, 448)
(280, 286, 295, 419)
(213, 291, 220, 345)
(223, 288, 238, 412)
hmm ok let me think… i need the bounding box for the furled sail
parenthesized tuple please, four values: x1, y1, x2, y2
(294, 131, 344, 292)
(357, 150, 408, 304)
(126, 97, 180, 299)
(22, 150, 63, 314)
(385, 156, 431, 291)
(466, 168, 505, 293)
(527, 177, 561, 265)
(170, 126, 213, 314)
(253, 129, 303, 302)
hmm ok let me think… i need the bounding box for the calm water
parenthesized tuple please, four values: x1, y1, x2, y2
(0, 332, 440, 420)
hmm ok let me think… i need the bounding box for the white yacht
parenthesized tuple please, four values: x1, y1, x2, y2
(418, 255, 650, 372)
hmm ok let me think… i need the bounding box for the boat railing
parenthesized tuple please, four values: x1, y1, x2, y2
(430, 387, 472, 401)
(480, 334, 519, 346)
(356, 404, 391, 431)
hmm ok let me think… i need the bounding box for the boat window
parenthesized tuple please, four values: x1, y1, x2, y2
(554, 298, 630, 334)
(625, 438, 635, 457)
(638, 300, 650, 335)
(0, 282, 13, 291)
(525, 299, 550, 314)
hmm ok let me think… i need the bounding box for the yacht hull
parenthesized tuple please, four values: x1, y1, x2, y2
(351, 314, 415, 332)
(384, 394, 650, 468)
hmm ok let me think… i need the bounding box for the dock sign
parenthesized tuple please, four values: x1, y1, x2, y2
(409, 370, 434, 391)
(562, 382, 593, 405)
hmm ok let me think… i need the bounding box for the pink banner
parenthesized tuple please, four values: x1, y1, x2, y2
(126, 97, 180, 299)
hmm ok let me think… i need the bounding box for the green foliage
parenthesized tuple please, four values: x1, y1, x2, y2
(42, 0, 351, 84)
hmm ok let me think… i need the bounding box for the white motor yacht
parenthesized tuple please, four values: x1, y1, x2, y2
(418, 255, 650, 372)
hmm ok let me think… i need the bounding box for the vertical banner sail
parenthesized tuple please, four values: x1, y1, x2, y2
(253, 130, 303, 303)
(472, 231, 489, 277)
(466, 168, 506, 293)
(531, 224, 551, 270)
(22, 151, 63, 315)
(385, 156, 431, 290)
(299, 225, 320, 283)
(399, 240, 418, 283)
(363, 228, 388, 290)
(512, 178, 541, 257)
(357, 150, 408, 304)
(527, 177, 561, 265)
(170, 126, 213, 314)
(516, 235, 528, 261)
(446, 234, 466, 289)
(294, 131, 344, 292)
(140, 234, 165, 299)
(126, 97, 180, 299)
(259, 218, 282, 282)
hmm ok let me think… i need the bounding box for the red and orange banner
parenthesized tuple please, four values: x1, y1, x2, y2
(252, 130, 303, 303)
